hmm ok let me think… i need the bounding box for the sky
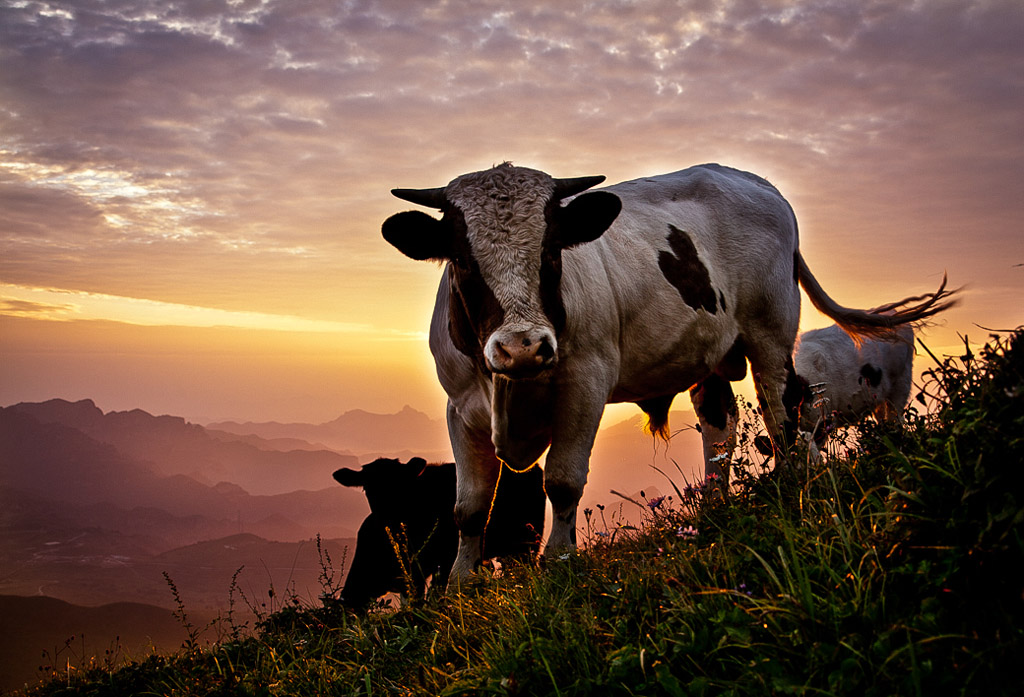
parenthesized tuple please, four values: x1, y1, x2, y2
(1, 0, 1022, 426)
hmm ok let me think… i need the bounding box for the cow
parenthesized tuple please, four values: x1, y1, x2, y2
(380, 162, 956, 583)
(333, 456, 545, 607)
(795, 323, 915, 442)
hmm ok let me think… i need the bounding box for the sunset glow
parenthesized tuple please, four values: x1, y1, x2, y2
(0, 282, 412, 335)
(2, 0, 1022, 424)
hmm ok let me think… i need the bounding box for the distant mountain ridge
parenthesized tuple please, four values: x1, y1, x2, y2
(7, 399, 357, 495)
(0, 407, 367, 545)
(1, 399, 365, 682)
(208, 404, 451, 457)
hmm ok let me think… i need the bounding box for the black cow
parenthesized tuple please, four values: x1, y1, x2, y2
(333, 457, 545, 607)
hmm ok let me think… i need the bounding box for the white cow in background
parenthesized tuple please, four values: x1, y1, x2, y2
(795, 323, 915, 441)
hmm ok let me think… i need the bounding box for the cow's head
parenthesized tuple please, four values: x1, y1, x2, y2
(333, 456, 428, 518)
(382, 163, 621, 378)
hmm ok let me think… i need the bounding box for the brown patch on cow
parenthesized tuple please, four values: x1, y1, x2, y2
(659, 225, 718, 314)
(859, 363, 883, 388)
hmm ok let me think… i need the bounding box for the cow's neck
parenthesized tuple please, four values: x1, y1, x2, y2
(490, 373, 554, 470)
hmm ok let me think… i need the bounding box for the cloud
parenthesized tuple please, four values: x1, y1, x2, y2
(0, 282, 430, 337)
(0, 297, 76, 318)
(0, 0, 1021, 333)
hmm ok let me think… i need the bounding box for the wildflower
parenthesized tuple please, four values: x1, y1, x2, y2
(677, 525, 699, 538)
(647, 495, 666, 510)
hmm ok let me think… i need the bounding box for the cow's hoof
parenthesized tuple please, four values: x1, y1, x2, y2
(445, 565, 492, 595)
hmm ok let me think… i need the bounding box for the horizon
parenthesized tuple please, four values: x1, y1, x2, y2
(0, 393, 666, 436)
(2, 1, 1023, 424)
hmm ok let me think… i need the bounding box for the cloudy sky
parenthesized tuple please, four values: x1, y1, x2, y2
(1, 0, 1021, 425)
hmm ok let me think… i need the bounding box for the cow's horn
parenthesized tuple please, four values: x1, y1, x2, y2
(391, 187, 447, 209)
(553, 175, 606, 200)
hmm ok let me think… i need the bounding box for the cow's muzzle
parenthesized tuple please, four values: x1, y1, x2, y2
(485, 329, 557, 378)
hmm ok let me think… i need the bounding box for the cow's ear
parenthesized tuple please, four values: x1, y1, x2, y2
(556, 191, 622, 249)
(333, 468, 364, 488)
(408, 457, 428, 476)
(382, 211, 451, 261)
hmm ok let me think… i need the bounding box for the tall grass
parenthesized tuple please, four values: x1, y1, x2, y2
(17, 329, 1022, 696)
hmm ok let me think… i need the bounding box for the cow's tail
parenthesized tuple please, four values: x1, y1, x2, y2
(796, 252, 959, 343)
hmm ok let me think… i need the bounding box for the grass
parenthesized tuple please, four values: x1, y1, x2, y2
(16, 328, 1023, 696)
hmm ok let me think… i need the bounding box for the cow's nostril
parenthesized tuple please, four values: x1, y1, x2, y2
(537, 339, 555, 361)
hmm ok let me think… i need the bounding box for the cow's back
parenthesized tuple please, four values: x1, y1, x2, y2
(559, 164, 801, 400)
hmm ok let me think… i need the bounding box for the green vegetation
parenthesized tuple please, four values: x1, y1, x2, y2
(18, 330, 1023, 696)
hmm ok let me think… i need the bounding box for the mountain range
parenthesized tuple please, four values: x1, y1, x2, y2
(0, 396, 707, 692)
(8, 398, 364, 495)
(208, 404, 453, 461)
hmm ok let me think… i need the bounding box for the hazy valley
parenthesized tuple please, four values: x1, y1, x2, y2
(0, 397, 705, 691)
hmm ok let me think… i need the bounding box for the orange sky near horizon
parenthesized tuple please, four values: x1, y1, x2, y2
(1, 0, 1022, 426)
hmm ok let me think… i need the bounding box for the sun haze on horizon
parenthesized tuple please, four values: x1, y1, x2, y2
(1, 0, 1022, 424)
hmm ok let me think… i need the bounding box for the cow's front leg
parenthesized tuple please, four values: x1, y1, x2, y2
(446, 401, 501, 586)
(541, 395, 605, 554)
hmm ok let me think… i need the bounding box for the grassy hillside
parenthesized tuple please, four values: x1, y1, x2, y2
(14, 329, 1022, 696)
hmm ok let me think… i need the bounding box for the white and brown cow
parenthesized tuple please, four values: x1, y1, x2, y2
(795, 323, 916, 440)
(382, 162, 955, 582)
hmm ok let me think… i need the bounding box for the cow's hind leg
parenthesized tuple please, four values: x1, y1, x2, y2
(447, 401, 502, 586)
(748, 349, 805, 466)
(689, 373, 738, 490)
